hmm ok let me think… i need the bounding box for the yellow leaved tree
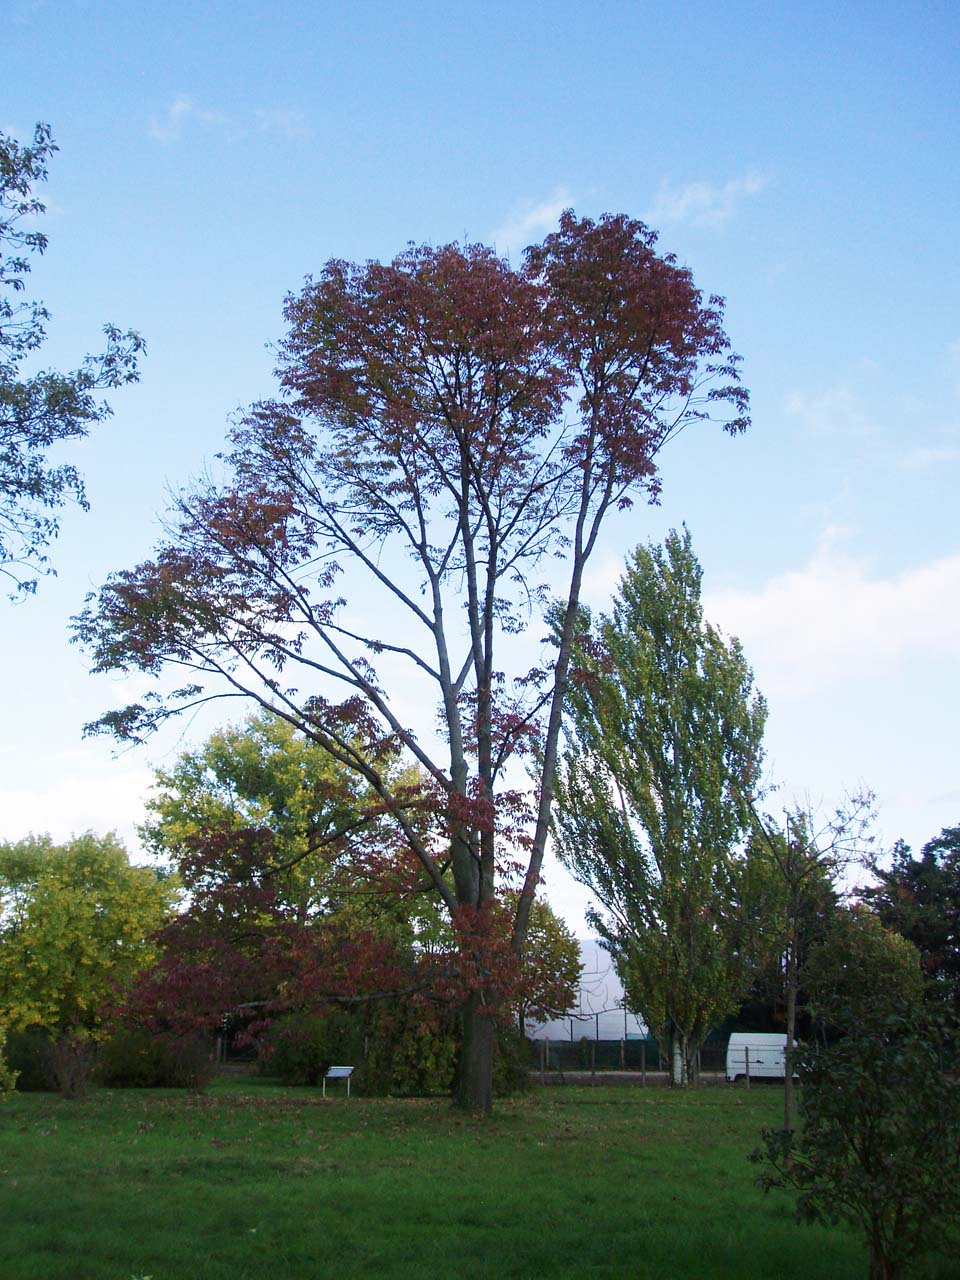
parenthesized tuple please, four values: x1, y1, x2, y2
(0, 832, 175, 1095)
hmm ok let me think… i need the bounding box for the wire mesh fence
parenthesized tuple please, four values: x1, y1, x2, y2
(527, 1034, 960, 1086)
(527, 1036, 731, 1083)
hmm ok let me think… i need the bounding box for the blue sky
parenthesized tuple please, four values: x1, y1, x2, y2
(2, 0, 958, 930)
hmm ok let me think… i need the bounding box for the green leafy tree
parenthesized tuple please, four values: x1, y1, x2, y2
(748, 795, 875, 1133)
(0, 832, 173, 1094)
(755, 903, 948, 1279)
(1, 123, 143, 596)
(862, 826, 960, 1008)
(0, 1030, 16, 1097)
(554, 528, 768, 1085)
(133, 716, 579, 1089)
(805, 905, 924, 1034)
(502, 891, 582, 1032)
(140, 709, 428, 931)
(736, 840, 840, 1036)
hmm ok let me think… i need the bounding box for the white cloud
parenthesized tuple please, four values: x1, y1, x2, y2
(704, 536, 960, 697)
(644, 170, 769, 229)
(149, 98, 311, 145)
(254, 107, 312, 140)
(490, 187, 573, 258)
(148, 95, 230, 144)
(580, 553, 627, 608)
(0, 763, 155, 852)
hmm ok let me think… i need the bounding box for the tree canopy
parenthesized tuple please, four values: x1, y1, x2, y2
(804, 905, 924, 1033)
(756, 1009, 960, 1280)
(553, 528, 769, 1084)
(747, 794, 875, 1131)
(0, 123, 143, 596)
(0, 832, 173, 1038)
(140, 709, 427, 930)
(126, 717, 580, 1070)
(862, 825, 960, 1007)
(74, 211, 749, 1109)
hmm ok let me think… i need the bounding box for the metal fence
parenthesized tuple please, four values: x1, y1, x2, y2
(528, 1037, 731, 1082)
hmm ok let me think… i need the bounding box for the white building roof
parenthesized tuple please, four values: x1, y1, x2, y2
(525, 938, 649, 1041)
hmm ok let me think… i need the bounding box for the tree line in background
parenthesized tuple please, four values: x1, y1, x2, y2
(754, 854, 960, 1280)
(2, 572, 958, 1106)
(0, 713, 581, 1098)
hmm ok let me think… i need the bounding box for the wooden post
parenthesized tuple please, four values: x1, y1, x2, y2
(641, 1039, 646, 1087)
(745, 1045, 751, 1088)
(539, 1038, 546, 1085)
(590, 1038, 596, 1086)
(619, 1038, 625, 1070)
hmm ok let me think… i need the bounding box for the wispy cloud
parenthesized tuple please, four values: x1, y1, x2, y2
(644, 171, 769, 228)
(148, 94, 229, 144)
(254, 108, 312, 140)
(490, 187, 572, 258)
(785, 385, 874, 437)
(149, 97, 311, 145)
(901, 444, 960, 469)
(945, 337, 960, 397)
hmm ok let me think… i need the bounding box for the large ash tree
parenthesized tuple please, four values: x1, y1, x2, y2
(75, 212, 749, 1111)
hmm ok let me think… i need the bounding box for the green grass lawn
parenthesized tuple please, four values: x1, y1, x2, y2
(0, 1078, 953, 1279)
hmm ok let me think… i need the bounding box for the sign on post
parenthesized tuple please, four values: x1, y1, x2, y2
(323, 1065, 354, 1098)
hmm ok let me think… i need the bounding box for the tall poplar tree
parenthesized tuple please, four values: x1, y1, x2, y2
(554, 529, 769, 1085)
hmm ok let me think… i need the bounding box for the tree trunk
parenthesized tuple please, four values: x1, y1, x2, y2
(671, 1034, 690, 1087)
(784, 926, 797, 1135)
(454, 993, 495, 1113)
(867, 1239, 897, 1280)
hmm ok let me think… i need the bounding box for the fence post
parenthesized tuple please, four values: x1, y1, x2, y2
(745, 1045, 751, 1088)
(620, 1038, 625, 1070)
(590, 1039, 596, 1085)
(539, 1038, 545, 1085)
(641, 1039, 646, 1087)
